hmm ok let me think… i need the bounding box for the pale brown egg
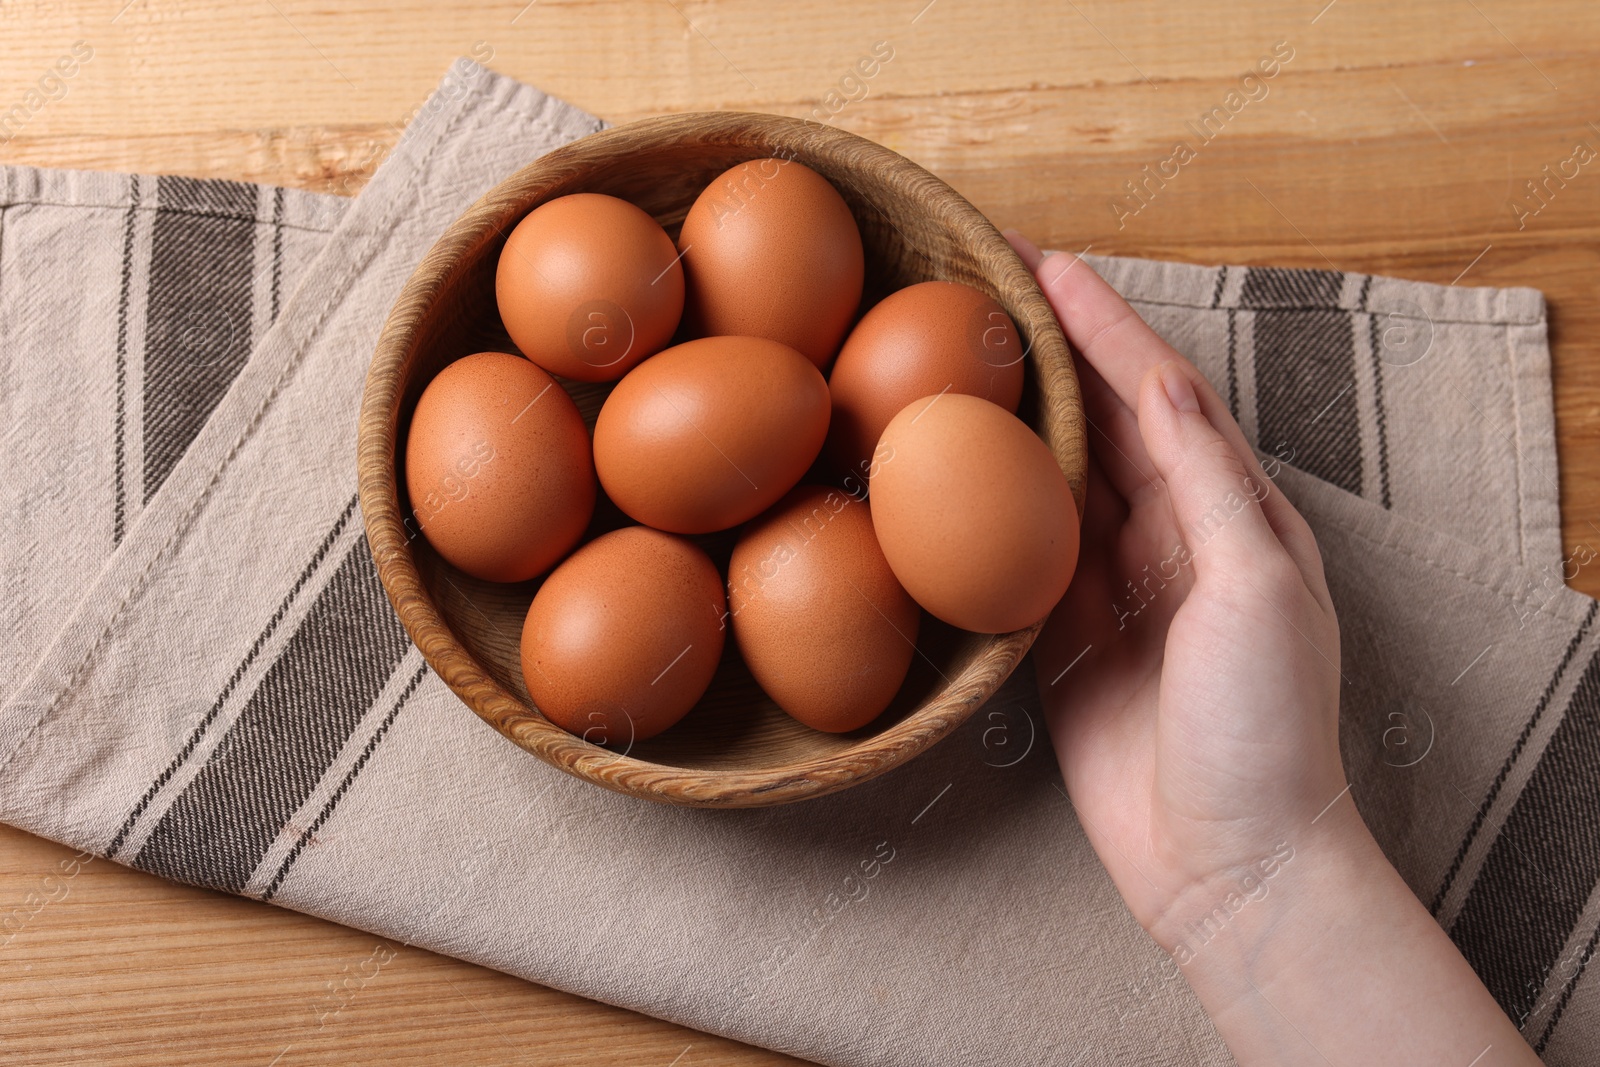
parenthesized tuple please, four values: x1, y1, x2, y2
(495, 193, 684, 382)
(729, 485, 919, 733)
(404, 351, 594, 583)
(869, 393, 1078, 634)
(826, 280, 1025, 481)
(677, 158, 863, 370)
(520, 526, 726, 743)
(592, 335, 830, 534)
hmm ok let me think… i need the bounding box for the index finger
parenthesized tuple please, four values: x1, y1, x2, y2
(1006, 231, 1333, 613)
(1012, 236, 1185, 407)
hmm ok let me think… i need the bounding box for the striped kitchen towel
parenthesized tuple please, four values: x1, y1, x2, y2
(0, 164, 346, 703)
(2, 59, 1597, 1066)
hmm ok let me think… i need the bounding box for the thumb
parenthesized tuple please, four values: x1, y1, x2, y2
(1137, 362, 1288, 585)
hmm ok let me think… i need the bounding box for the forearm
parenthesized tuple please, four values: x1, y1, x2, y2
(1147, 800, 1541, 1066)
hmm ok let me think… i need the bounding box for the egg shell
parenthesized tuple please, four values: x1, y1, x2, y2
(495, 193, 684, 382)
(826, 280, 1025, 480)
(870, 393, 1079, 634)
(404, 351, 594, 583)
(592, 335, 831, 534)
(520, 526, 726, 743)
(729, 485, 919, 733)
(677, 158, 864, 370)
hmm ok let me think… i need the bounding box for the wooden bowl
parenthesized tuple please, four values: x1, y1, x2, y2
(358, 112, 1086, 808)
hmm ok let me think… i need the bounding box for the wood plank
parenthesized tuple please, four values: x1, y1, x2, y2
(0, 823, 799, 1065)
(2, 0, 1598, 1063)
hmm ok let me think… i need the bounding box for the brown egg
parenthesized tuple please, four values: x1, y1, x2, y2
(677, 159, 863, 370)
(729, 485, 919, 733)
(870, 394, 1078, 634)
(826, 280, 1026, 481)
(520, 527, 726, 744)
(592, 335, 830, 534)
(495, 193, 684, 382)
(404, 351, 594, 583)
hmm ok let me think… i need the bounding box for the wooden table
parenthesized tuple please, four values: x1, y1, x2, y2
(3, 1, 1598, 1063)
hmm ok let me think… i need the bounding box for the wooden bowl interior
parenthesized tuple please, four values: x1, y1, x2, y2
(374, 114, 1083, 800)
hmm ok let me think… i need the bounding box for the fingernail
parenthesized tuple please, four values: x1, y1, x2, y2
(1003, 228, 1043, 263)
(1160, 363, 1200, 413)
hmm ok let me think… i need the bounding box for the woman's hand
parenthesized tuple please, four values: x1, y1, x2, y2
(1009, 231, 1344, 938)
(1010, 231, 1541, 1065)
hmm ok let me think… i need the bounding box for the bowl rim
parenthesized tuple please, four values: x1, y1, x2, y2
(357, 111, 1084, 808)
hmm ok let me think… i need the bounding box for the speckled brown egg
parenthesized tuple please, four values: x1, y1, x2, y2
(728, 485, 919, 733)
(870, 393, 1078, 634)
(404, 351, 594, 583)
(520, 526, 726, 744)
(826, 280, 1026, 481)
(592, 335, 830, 534)
(677, 159, 863, 370)
(495, 193, 684, 382)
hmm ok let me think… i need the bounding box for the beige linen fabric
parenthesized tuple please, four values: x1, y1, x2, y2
(2, 60, 1596, 1065)
(0, 166, 345, 702)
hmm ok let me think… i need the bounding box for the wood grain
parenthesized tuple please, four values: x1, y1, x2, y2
(0, 822, 798, 1066)
(3, 0, 1599, 1062)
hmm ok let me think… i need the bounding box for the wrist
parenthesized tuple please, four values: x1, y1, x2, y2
(1142, 789, 1382, 989)
(1145, 796, 1541, 1065)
